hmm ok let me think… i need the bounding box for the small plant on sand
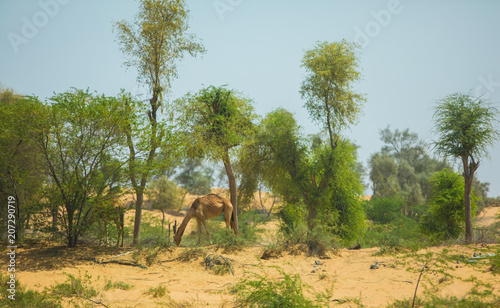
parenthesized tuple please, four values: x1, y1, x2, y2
(0, 273, 62, 308)
(50, 271, 99, 298)
(231, 263, 331, 307)
(104, 280, 133, 291)
(144, 285, 169, 298)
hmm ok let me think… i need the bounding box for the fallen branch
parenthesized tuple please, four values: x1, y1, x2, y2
(92, 258, 147, 269)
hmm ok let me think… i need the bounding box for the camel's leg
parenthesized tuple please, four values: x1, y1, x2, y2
(201, 219, 210, 237)
(224, 209, 232, 234)
(197, 219, 202, 245)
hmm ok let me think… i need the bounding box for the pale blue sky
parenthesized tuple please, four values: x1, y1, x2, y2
(1, 0, 499, 196)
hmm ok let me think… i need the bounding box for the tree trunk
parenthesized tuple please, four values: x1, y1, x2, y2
(307, 203, 318, 230)
(462, 155, 478, 244)
(133, 192, 144, 245)
(223, 151, 239, 236)
(67, 209, 77, 247)
(464, 176, 473, 244)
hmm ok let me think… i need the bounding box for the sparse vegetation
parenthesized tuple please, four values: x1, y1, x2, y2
(144, 285, 169, 298)
(231, 263, 331, 307)
(104, 280, 133, 291)
(0, 273, 61, 308)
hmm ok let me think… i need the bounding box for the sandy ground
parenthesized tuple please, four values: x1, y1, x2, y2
(5, 203, 500, 307)
(476, 206, 500, 227)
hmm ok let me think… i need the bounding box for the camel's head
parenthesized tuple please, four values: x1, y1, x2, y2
(174, 233, 181, 246)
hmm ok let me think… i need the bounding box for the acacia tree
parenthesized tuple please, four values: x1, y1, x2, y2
(433, 92, 499, 243)
(300, 40, 365, 150)
(176, 85, 257, 235)
(114, 0, 205, 244)
(28, 89, 126, 247)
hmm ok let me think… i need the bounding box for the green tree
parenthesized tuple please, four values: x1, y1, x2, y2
(369, 127, 450, 216)
(28, 89, 126, 247)
(300, 40, 366, 149)
(238, 109, 365, 244)
(0, 89, 46, 240)
(433, 92, 499, 243)
(114, 0, 205, 245)
(149, 176, 185, 234)
(175, 158, 213, 196)
(421, 168, 477, 239)
(176, 85, 257, 234)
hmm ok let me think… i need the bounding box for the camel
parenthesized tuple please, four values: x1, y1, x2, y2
(174, 194, 237, 246)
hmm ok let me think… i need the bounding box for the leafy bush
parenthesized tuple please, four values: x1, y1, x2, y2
(265, 222, 339, 257)
(0, 273, 61, 307)
(144, 285, 168, 298)
(50, 271, 99, 298)
(364, 197, 405, 224)
(421, 168, 477, 239)
(231, 264, 330, 307)
(104, 280, 133, 291)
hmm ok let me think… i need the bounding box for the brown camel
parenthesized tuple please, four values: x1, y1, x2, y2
(174, 194, 237, 246)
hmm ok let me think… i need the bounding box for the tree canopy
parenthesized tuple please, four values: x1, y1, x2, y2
(300, 40, 365, 149)
(28, 89, 127, 247)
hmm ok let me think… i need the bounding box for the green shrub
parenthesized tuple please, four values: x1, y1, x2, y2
(0, 273, 61, 308)
(104, 280, 133, 291)
(364, 197, 405, 224)
(144, 285, 168, 298)
(50, 271, 98, 298)
(231, 264, 330, 307)
(421, 168, 477, 240)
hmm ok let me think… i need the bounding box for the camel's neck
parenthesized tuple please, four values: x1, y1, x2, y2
(174, 208, 195, 241)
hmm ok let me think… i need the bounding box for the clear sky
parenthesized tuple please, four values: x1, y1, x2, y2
(1, 0, 499, 197)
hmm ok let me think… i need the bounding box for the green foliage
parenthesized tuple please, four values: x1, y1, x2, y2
(114, 0, 204, 245)
(239, 109, 366, 245)
(149, 176, 186, 211)
(300, 39, 365, 148)
(137, 212, 175, 248)
(175, 157, 213, 195)
(104, 280, 133, 291)
(207, 210, 265, 252)
(176, 85, 257, 160)
(114, 0, 205, 100)
(231, 264, 330, 307)
(369, 127, 450, 216)
(421, 168, 477, 239)
(433, 93, 499, 160)
(27, 89, 127, 247)
(0, 273, 61, 307)
(0, 89, 46, 240)
(50, 271, 99, 298)
(363, 218, 426, 253)
(364, 197, 405, 224)
(144, 285, 168, 298)
(433, 92, 499, 242)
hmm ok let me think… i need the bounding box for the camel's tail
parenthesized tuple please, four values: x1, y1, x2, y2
(174, 200, 198, 246)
